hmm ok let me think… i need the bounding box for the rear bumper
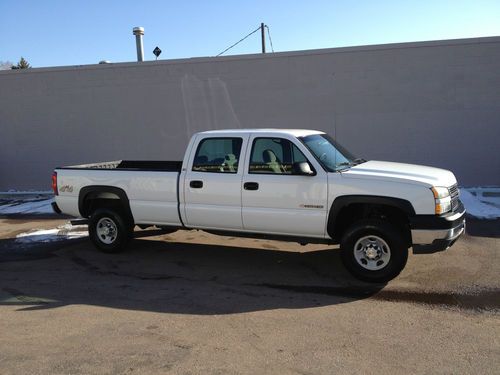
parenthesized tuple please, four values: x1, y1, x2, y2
(410, 204, 466, 254)
(51, 201, 62, 214)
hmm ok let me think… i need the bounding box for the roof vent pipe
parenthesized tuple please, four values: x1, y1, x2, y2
(132, 27, 145, 62)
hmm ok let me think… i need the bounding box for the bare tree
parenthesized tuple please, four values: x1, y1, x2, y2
(0, 61, 13, 70)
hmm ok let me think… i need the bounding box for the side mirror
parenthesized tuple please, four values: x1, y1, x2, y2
(292, 162, 314, 176)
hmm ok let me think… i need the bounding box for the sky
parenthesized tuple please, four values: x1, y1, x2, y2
(1, 0, 499, 68)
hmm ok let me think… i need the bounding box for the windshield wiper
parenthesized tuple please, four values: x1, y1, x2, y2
(334, 159, 366, 170)
(334, 162, 353, 170)
(353, 158, 367, 165)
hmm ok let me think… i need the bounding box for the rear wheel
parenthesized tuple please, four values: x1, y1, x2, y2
(340, 219, 408, 283)
(89, 208, 132, 253)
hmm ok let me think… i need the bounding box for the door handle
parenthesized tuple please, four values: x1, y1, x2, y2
(190, 180, 203, 189)
(244, 182, 259, 191)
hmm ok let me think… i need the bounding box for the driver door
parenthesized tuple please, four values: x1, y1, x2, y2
(241, 136, 328, 238)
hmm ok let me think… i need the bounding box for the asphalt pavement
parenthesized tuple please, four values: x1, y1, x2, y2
(0, 216, 498, 374)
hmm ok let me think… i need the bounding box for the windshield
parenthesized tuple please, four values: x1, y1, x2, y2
(300, 134, 359, 172)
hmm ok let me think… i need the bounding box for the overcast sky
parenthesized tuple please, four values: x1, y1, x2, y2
(1, 0, 499, 68)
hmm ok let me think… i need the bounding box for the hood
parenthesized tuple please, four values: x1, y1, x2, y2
(342, 160, 457, 187)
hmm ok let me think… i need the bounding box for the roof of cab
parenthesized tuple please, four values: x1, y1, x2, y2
(197, 129, 325, 137)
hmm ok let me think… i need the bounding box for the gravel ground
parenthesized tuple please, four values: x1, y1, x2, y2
(0, 216, 498, 374)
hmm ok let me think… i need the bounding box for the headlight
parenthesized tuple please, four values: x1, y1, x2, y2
(431, 186, 451, 215)
(431, 186, 450, 199)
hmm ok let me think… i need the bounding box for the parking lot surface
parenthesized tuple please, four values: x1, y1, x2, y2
(0, 216, 499, 374)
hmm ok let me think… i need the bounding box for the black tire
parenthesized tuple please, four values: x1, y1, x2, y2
(88, 208, 133, 253)
(340, 219, 408, 283)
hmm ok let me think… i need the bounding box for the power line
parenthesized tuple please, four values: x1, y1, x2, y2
(216, 26, 261, 57)
(265, 25, 275, 53)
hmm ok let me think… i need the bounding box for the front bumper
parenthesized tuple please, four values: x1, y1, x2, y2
(410, 203, 466, 254)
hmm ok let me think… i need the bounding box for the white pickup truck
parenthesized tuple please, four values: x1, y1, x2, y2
(52, 129, 465, 282)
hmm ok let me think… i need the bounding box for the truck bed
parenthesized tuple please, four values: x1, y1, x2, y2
(55, 160, 182, 226)
(59, 160, 183, 172)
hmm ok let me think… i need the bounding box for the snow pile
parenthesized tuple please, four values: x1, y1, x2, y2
(16, 224, 88, 243)
(460, 189, 500, 219)
(0, 196, 54, 215)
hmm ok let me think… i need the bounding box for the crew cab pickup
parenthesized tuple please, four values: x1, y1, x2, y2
(52, 129, 466, 282)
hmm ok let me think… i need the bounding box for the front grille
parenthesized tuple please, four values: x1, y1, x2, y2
(449, 183, 460, 212)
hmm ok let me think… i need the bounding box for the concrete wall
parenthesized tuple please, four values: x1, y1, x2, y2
(1, 36, 499, 190)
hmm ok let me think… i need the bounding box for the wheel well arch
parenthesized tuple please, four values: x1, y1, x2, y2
(327, 195, 415, 245)
(78, 185, 133, 221)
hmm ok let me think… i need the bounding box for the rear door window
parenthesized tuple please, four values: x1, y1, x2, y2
(192, 137, 243, 173)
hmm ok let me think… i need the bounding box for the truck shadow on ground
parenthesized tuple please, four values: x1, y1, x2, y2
(0, 236, 392, 314)
(0, 220, 500, 315)
(1, 217, 499, 314)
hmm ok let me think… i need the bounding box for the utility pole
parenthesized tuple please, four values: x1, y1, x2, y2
(261, 22, 266, 53)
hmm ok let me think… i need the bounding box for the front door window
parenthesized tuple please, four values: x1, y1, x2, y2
(249, 137, 309, 175)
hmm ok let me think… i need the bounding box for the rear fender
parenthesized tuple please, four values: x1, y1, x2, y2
(78, 186, 133, 222)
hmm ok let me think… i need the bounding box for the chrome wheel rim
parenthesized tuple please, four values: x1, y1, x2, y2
(353, 235, 391, 271)
(96, 217, 118, 244)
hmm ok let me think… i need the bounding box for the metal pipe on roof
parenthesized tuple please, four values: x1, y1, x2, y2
(133, 27, 145, 62)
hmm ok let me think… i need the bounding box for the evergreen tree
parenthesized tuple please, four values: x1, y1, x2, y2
(12, 57, 31, 69)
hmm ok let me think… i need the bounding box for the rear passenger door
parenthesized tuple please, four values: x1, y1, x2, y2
(241, 136, 328, 238)
(183, 135, 248, 230)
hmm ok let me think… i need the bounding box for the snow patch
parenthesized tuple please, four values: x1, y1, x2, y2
(0, 190, 53, 195)
(16, 224, 88, 243)
(460, 189, 500, 219)
(0, 197, 54, 214)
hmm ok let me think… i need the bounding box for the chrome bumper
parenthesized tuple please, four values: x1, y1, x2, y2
(412, 220, 465, 245)
(411, 209, 466, 254)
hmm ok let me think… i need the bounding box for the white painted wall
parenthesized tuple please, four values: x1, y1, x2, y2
(0, 36, 499, 190)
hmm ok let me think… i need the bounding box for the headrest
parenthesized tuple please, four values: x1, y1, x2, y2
(263, 149, 277, 163)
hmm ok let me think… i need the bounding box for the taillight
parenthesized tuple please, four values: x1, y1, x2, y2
(52, 171, 58, 196)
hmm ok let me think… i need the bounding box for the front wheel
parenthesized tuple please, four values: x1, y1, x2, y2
(89, 208, 132, 253)
(340, 219, 408, 283)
